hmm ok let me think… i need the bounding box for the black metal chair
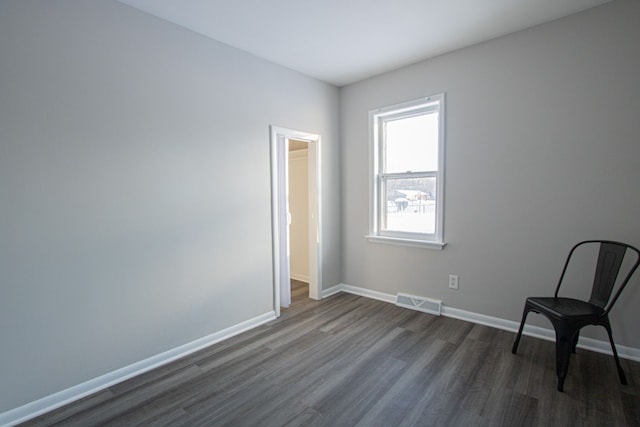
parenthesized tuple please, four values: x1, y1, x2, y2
(512, 240, 640, 392)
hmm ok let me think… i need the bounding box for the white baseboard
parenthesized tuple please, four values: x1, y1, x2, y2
(322, 283, 344, 298)
(0, 311, 276, 427)
(341, 284, 396, 303)
(325, 283, 640, 362)
(322, 283, 395, 303)
(290, 273, 309, 283)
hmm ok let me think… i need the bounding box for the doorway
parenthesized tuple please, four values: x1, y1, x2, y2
(288, 139, 310, 286)
(270, 126, 322, 317)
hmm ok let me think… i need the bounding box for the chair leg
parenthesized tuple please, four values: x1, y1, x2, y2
(571, 331, 579, 353)
(512, 306, 530, 354)
(555, 330, 573, 392)
(604, 324, 627, 385)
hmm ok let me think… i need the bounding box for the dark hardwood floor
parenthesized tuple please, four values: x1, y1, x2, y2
(22, 280, 640, 426)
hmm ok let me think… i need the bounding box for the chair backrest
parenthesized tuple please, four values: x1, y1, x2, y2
(555, 240, 640, 313)
(590, 242, 628, 308)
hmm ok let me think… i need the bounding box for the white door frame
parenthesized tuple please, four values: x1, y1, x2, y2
(270, 125, 322, 317)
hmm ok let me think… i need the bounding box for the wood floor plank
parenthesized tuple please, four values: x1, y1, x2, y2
(20, 282, 640, 427)
(22, 389, 116, 427)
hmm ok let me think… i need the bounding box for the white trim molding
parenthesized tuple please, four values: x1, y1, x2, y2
(365, 234, 446, 250)
(290, 273, 310, 283)
(0, 312, 276, 427)
(322, 283, 396, 303)
(325, 284, 640, 362)
(322, 283, 345, 298)
(341, 284, 397, 303)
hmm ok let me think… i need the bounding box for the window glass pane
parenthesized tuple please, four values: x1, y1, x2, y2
(382, 177, 436, 234)
(384, 112, 439, 173)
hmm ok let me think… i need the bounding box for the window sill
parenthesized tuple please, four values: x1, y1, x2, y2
(365, 235, 446, 250)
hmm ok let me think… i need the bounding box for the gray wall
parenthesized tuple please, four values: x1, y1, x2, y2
(340, 0, 640, 348)
(0, 0, 340, 411)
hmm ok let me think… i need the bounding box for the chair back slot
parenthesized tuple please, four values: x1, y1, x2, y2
(589, 243, 626, 308)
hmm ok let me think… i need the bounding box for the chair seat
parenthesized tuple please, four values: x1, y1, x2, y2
(527, 297, 605, 319)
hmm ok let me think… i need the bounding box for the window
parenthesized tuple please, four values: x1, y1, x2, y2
(368, 94, 445, 249)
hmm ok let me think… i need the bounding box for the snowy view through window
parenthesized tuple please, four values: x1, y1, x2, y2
(384, 177, 436, 234)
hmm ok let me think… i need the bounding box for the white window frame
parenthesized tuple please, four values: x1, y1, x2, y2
(367, 94, 446, 250)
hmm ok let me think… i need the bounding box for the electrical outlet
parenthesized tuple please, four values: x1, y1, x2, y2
(449, 274, 459, 290)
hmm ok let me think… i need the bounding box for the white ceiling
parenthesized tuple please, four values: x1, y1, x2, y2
(117, 0, 610, 87)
